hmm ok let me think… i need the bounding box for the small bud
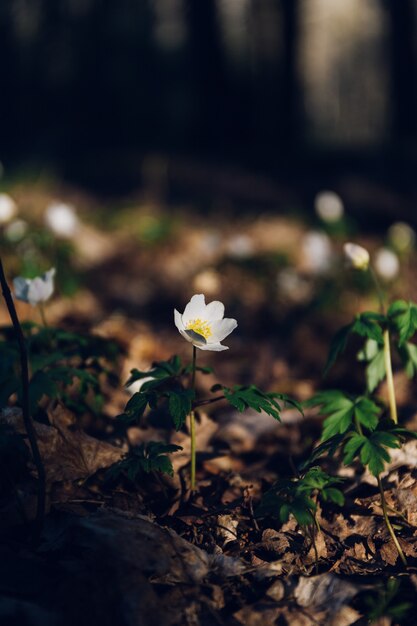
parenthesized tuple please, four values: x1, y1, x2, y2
(343, 242, 370, 270)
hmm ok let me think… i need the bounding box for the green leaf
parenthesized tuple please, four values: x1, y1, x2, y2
(322, 487, 345, 506)
(223, 385, 286, 421)
(120, 392, 151, 423)
(107, 441, 183, 481)
(351, 312, 385, 344)
(126, 355, 183, 388)
(398, 342, 417, 378)
(28, 371, 59, 410)
(310, 391, 380, 441)
(343, 430, 401, 476)
(388, 300, 417, 346)
(165, 389, 195, 430)
(298, 434, 345, 470)
(324, 323, 352, 375)
(358, 339, 386, 392)
(343, 433, 367, 465)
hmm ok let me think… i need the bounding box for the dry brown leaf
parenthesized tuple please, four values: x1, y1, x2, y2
(1, 405, 124, 485)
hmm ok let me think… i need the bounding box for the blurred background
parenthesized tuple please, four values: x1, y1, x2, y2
(1, 0, 417, 400)
(1, 0, 417, 202)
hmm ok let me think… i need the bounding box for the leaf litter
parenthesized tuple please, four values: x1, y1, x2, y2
(2, 188, 417, 625)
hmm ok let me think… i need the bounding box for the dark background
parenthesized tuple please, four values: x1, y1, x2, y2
(1, 0, 417, 200)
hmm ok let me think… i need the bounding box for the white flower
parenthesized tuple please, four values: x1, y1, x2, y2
(44, 202, 80, 238)
(174, 294, 237, 351)
(0, 193, 18, 224)
(13, 268, 56, 306)
(374, 248, 400, 280)
(314, 190, 344, 223)
(301, 230, 333, 274)
(343, 243, 370, 270)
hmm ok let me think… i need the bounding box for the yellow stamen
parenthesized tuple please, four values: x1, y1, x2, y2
(186, 318, 212, 339)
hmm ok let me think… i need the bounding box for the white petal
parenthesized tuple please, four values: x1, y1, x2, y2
(28, 278, 47, 305)
(198, 342, 229, 351)
(180, 329, 193, 343)
(204, 300, 225, 321)
(182, 294, 206, 324)
(13, 277, 30, 302)
(174, 309, 185, 332)
(210, 318, 237, 342)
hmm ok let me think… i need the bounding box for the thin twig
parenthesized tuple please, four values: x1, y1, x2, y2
(0, 258, 46, 543)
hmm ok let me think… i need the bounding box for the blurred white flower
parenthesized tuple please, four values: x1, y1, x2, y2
(193, 268, 221, 295)
(343, 242, 370, 270)
(301, 230, 333, 274)
(45, 202, 80, 238)
(0, 193, 18, 224)
(174, 293, 237, 351)
(13, 268, 56, 306)
(374, 248, 400, 280)
(388, 222, 416, 253)
(4, 219, 28, 241)
(225, 234, 254, 259)
(276, 268, 313, 304)
(314, 190, 344, 223)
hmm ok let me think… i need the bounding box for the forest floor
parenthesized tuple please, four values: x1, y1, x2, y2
(1, 175, 417, 625)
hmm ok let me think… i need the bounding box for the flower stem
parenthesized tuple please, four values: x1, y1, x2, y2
(190, 345, 197, 491)
(38, 302, 48, 328)
(0, 258, 46, 544)
(383, 329, 398, 424)
(377, 476, 407, 567)
(354, 410, 406, 565)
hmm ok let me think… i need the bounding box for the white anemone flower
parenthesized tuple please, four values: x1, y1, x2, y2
(13, 268, 56, 306)
(343, 243, 370, 271)
(174, 294, 237, 351)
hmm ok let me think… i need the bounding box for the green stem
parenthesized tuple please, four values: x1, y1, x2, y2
(0, 258, 46, 544)
(377, 476, 407, 567)
(38, 302, 48, 328)
(190, 345, 197, 491)
(354, 400, 406, 565)
(383, 329, 398, 424)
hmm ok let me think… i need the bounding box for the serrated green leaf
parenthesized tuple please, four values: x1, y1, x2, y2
(324, 323, 352, 375)
(298, 434, 345, 470)
(166, 389, 195, 430)
(126, 355, 183, 387)
(343, 430, 400, 476)
(388, 300, 417, 346)
(351, 313, 384, 344)
(223, 385, 284, 421)
(354, 397, 380, 431)
(398, 342, 417, 378)
(343, 432, 367, 465)
(311, 391, 380, 441)
(358, 339, 386, 392)
(322, 487, 345, 506)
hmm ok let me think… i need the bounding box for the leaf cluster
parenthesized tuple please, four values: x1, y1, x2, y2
(107, 441, 183, 481)
(217, 385, 303, 421)
(325, 303, 417, 392)
(308, 390, 417, 476)
(0, 323, 123, 414)
(256, 467, 344, 526)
